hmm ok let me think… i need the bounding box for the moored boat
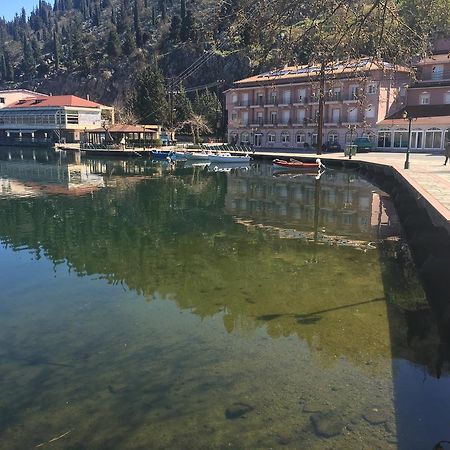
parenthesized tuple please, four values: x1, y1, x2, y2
(208, 153, 251, 163)
(272, 158, 321, 169)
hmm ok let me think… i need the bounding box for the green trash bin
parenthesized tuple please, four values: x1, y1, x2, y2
(344, 144, 357, 159)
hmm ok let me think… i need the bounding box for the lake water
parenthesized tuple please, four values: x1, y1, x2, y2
(0, 148, 449, 450)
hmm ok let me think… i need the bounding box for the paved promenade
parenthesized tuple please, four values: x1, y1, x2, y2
(255, 150, 450, 225)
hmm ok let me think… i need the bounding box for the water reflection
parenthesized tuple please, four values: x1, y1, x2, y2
(0, 149, 448, 450)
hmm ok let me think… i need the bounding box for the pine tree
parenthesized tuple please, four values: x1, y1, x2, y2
(123, 29, 136, 54)
(53, 30, 60, 70)
(169, 15, 181, 41)
(0, 53, 6, 80)
(106, 29, 121, 57)
(131, 65, 169, 125)
(174, 84, 193, 124)
(180, 9, 193, 41)
(151, 6, 156, 26)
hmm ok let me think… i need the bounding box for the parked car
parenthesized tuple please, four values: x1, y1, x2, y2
(322, 141, 342, 152)
(353, 137, 373, 152)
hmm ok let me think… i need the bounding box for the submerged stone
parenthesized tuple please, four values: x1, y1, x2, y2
(310, 411, 344, 438)
(363, 408, 388, 425)
(225, 402, 254, 419)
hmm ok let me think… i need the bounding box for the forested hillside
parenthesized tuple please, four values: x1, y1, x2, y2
(0, 0, 449, 113)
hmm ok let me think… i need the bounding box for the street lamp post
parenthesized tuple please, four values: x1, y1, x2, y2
(403, 109, 413, 169)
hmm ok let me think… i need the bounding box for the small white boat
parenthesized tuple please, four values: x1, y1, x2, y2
(208, 153, 251, 163)
(185, 152, 211, 161)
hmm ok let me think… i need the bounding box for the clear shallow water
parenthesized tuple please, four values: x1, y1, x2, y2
(0, 148, 449, 449)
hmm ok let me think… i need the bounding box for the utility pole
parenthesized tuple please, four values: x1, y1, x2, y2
(316, 61, 325, 155)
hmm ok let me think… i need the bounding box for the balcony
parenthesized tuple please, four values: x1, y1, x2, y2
(232, 101, 251, 108)
(293, 97, 309, 106)
(250, 100, 265, 108)
(278, 119, 292, 127)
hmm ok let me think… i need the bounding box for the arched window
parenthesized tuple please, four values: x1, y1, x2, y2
(229, 132, 238, 145)
(268, 133, 276, 143)
(241, 132, 250, 144)
(281, 132, 290, 143)
(345, 130, 358, 144)
(328, 131, 339, 143)
(296, 132, 306, 145)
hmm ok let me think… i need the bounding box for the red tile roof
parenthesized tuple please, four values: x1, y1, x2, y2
(6, 95, 106, 109)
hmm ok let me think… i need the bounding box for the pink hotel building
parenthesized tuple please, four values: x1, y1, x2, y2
(225, 54, 450, 152)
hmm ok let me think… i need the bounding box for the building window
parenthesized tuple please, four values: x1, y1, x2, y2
(411, 130, 423, 149)
(432, 65, 444, 81)
(242, 111, 249, 125)
(0, 97, 4, 104)
(311, 133, 318, 145)
(296, 132, 306, 144)
(241, 132, 250, 144)
(444, 92, 450, 104)
(268, 133, 276, 143)
(331, 108, 340, 123)
(424, 128, 442, 149)
(393, 129, 409, 148)
(328, 131, 339, 143)
(367, 84, 377, 94)
(349, 85, 359, 99)
(365, 106, 375, 119)
(348, 108, 358, 122)
(254, 133, 263, 147)
(270, 111, 277, 125)
(378, 130, 391, 148)
(232, 94, 238, 105)
(282, 90, 291, 104)
(281, 132, 290, 143)
(282, 110, 290, 125)
(231, 112, 238, 121)
(420, 93, 430, 105)
(298, 88, 306, 103)
(297, 109, 306, 123)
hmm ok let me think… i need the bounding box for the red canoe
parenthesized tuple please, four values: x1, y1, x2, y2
(273, 158, 320, 169)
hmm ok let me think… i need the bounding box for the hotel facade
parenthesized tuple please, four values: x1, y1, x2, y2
(226, 54, 450, 152)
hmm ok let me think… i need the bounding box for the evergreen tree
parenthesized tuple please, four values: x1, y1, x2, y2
(169, 15, 181, 41)
(131, 65, 169, 125)
(174, 84, 192, 124)
(159, 0, 166, 21)
(180, 9, 193, 41)
(22, 35, 36, 75)
(106, 29, 121, 56)
(151, 6, 156, 26)
(53, 30, 60, 70)
(123, 29, 136, 54)
(0, 53, 6, 80)
(193, 89, 222, 135)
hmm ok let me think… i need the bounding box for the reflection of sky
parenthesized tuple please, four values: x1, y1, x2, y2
(2, 1, 39, 20)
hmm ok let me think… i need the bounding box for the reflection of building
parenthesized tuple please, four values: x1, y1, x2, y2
(0, 151, 104, 197)
(0, 92, 114, 144)
(225, 165, 399, 241)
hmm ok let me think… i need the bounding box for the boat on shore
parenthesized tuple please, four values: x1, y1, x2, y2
(273, 158, 321, 169)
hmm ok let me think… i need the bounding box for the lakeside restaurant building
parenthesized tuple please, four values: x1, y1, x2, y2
(0, 93, 115, 144)
(225, 58, 411, 151)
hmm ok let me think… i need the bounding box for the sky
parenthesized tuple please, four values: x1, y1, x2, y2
(2, 1, 40, 21)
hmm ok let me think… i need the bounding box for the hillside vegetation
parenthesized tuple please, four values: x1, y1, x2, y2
(0, 0, 449, 111)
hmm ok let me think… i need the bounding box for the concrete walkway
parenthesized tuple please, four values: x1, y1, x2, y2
(255, 150, 450, 226)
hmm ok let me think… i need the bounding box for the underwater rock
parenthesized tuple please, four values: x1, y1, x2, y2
(302, 401, 324, 413)
(310, 411, 344, 438)
(225, 402, 254, 419)
(363, 408, 387, 425)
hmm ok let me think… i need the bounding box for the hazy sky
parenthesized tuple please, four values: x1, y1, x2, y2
(2, 1, 40, 20)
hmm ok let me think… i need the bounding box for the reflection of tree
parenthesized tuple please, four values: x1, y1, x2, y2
(0, 167, 439, 374)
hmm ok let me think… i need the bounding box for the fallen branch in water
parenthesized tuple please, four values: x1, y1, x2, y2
(35, 430, 72, 448)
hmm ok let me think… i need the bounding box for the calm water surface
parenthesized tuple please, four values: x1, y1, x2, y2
(0, 148, 449, 449)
